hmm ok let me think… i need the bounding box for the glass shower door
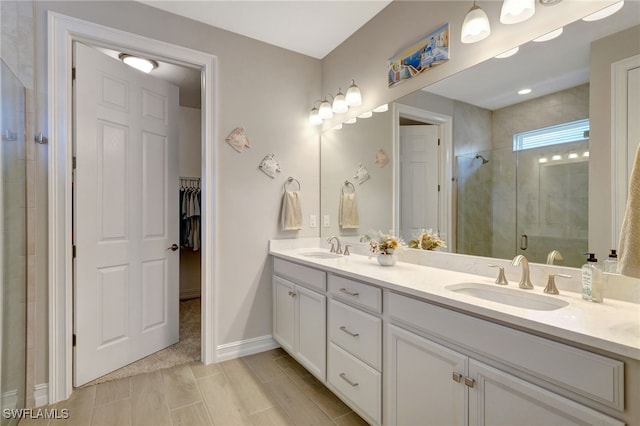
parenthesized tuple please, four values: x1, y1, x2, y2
(0, 58, 27, 425)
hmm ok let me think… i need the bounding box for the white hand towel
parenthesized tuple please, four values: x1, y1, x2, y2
(339, 192, 359, 229)
(618, 144, 640, 278)
(280, 190, 302, 231)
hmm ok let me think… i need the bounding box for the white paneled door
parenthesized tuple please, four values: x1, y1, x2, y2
(73, 42, 179, 386)
(399, 125, 440, 241)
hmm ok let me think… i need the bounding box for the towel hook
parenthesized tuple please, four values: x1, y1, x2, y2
(284, 177, 301, 191)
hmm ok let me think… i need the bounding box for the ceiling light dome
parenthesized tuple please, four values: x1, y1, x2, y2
(461, 2, 491, 44)
(500, 0, 535, 24)
(119, 53, 158, 73)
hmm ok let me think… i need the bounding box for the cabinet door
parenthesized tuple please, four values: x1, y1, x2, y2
(387, 325, 467, 426)
(295, 284, 326, 380)
(273, 276, 295, 353)
(468, 360, 624, 426)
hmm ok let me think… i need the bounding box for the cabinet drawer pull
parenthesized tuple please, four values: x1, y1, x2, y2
(339, 372, 359, 387)
(288, 291, 297, 298)
(464, 377, 475, 388)
(339, 326, 360, 337)
(340, 288, 360, 297)
(452, 372, 462, 383)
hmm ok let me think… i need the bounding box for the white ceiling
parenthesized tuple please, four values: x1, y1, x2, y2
(137, 0, 392, 59)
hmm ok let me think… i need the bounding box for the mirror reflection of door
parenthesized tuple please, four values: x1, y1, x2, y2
(399, 125, 439, 242)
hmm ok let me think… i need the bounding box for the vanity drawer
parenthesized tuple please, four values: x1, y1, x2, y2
(328, 342, 381, 425)
(388, 292, 625, 410)
(329, 299, 382, 370)
(329, 274, 382, 313)
(273, 258, 326, 291)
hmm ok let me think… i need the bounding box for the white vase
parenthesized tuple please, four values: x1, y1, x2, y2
(377, 253, 397, 266)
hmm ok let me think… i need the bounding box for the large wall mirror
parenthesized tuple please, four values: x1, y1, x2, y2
(320, 3, 639, 268)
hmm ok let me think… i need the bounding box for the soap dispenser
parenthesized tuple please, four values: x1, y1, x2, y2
(603, 249, 619, 273)
(581, 253, 603, 303)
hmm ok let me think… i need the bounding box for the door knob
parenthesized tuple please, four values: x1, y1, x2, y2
(168, 244, 179, 251)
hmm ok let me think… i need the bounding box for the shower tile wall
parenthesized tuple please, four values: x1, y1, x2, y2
(491, 84, 589, 265)
(1, 0, 39, 409)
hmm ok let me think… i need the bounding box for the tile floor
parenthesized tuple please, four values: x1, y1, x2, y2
(19, 349, 369, 426)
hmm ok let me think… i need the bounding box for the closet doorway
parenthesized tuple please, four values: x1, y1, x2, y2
(49, 12, 218, 402)
(72, 43, 204, 387)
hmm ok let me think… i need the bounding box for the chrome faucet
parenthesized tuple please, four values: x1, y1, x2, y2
(488, 264, 509, 285)
(544, 273, 571, 295)
(511, 255, 534, 289)
(327, 236, 342, 254)
(546, 250, 564, 265)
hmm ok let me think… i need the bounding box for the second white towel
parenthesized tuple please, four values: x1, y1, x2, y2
(618, 144, 640, 278)
(339, 192, 359, 229)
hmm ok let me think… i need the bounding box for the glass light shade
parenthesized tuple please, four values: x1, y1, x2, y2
(500, 0, 535, 24)
(120, 54, 157, 73)
(533, 27, 563, 42)
(582, 1, 624, 21)
(319, 99, 333, 119)
(346, 82, 362, 107)
(332, 91, 348, 113)
(461, 5, 491, 44)
(309, 108, 322, 125)
(494, 46, 519, 59)
(373, 104, 389, 113)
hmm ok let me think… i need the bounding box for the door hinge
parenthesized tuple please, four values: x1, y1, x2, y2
(72, 67, 76, 81)
(438, 184, 441, 192)
(72, 245, 77, 258)
(72, 334, 76, 347)
(438, 138, 441, 146)
(72, 156, 77, 169)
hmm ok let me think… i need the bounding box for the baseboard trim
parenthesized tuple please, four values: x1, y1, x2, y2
(2, 389, 18, 410)
(216, 335, 279, 362)
(34, 383, 49, 407)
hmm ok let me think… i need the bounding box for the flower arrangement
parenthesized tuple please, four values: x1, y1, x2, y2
(364, 230, 406, 255)
(408, 228, 446, 251)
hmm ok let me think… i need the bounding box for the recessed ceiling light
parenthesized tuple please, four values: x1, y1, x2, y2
(119, 54, 158, 73)
(373, 104, 389, 113)
(518, 88, 532, 95)
(494, 47, 520, 59)
(582, 1, 624, 21)
(358, 111, 373, 119)
(583, 151, 590, 157)
(345, 117, 357, 124)
(533, 27, 563, 42)
(552, 154, 562, 161)
(538, 157, 548, 163)
(568, 152, 579, 159)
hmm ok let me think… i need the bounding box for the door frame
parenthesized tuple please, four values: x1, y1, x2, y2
(48, 12, 218, 403)
(392, 103, 453, 251)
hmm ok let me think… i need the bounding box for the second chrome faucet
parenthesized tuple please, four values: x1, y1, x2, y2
(511, 255, 534, 290)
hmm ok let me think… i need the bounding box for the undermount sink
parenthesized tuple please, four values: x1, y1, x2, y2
(446, 282, 569, 311)
(299, 251, 342, 259)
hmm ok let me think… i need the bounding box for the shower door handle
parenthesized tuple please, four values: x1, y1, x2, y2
(520, 234, 528, 251)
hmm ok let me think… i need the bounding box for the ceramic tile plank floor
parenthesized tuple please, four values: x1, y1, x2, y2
(19, 349, 369, 426)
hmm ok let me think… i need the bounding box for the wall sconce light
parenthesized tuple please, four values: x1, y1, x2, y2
(500, 0, 535, 24)
(119, 53, 158, 73)
(308, 80, 363, 126)
(461, 1, 491, 44)
(345, 80, 362, 107)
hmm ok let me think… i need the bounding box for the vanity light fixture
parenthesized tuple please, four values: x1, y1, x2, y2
(358, 111, 373, 119)
(345, 80, 362, 107)
(319, 98, 334, 119)
(332, 89, 348, 113)
(373, 104, 389, 113)
(119, 53, 158, 73)
(518, 88, 532, 95)
(461, 1, 491, 44)
(494, 47, 520, 59)
(582, 0, 624, 21)
(500, 0, 535, 24)
(308, 106, 322, 126)
(533, 27, 563, 42)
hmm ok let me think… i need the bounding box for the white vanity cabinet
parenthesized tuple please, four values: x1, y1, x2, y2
(272, 258, 326, 381)
(327, 274, 383, 425)
(386, 292, 625, 426)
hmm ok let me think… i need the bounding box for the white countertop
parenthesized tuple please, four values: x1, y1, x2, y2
(269, 240, 640, 361)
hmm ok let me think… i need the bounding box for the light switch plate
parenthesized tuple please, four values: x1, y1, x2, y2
(309, 215, 317, 228)
(323, 215, 330, 227)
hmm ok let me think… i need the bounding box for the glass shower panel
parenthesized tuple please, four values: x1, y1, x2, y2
(0, 59, 27, 425)
(515, 140, 589, 267)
